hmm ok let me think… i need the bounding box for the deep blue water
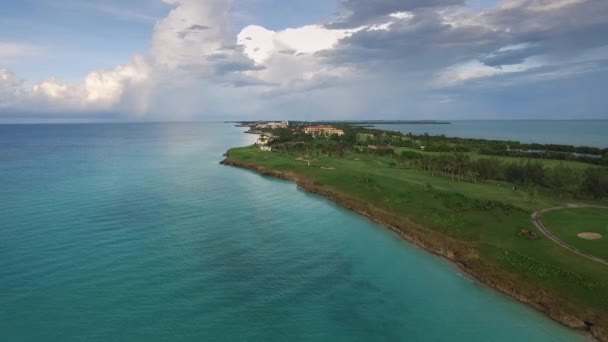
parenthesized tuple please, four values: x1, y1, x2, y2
(371, 120, 608, 147)
(0, 123, 586, 341)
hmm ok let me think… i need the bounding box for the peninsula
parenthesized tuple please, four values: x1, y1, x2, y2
(222, 122, 608, 341)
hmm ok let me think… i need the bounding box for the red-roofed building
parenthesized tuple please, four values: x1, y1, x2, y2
(304, 125, 344, 137)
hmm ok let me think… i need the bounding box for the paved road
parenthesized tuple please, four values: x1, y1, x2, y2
(531, 204, 608, 266)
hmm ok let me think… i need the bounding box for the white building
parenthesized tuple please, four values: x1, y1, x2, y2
(256, 135, 270, 145)
(255, 120, 289, 129)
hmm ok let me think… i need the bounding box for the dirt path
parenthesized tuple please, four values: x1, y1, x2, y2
(531, 204, 608, 266)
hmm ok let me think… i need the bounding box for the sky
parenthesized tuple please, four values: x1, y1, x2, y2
(0, 0, 607, 123)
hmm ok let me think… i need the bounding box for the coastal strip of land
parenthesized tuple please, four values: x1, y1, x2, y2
(220, 122, 608, 341)
(221, 155, 606, 342)
(229, 119, 452, 127)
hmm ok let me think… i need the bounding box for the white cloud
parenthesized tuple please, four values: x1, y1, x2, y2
(32, 79, 68, 99)
(1, 0, 607, 121)
(2, 1, 461, 119)
(434, 61, 506, 86)
(236, 25, 276, 64)
(237, 25, 355, 64)
(151, 0, 233, 68)
(232, 23, 360, 91)
(390, 12, 414, 20)
(83, 55, 150, 105)
(0, 55, 151, 114)
(433, 57, 546, 87)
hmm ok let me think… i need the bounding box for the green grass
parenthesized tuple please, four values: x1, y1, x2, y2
(541, 208, 608, 261)
(392, 147, 597, 170)
(227, 146, 608, 319)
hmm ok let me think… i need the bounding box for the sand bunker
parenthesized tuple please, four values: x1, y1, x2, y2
(577, 232, 603, 240)
(320, 167, 336, 170)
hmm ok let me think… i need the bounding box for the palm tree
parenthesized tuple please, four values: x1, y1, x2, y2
(454, 153, 470, 182)
(467, 169, 479, 183)
(527, 186, 538, 209)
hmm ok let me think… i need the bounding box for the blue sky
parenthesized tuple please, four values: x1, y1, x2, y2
(0, 0, 606, 122)
(0, 0, 164, 80)
(1, 0, 343, 80)
(232, 0, 340, 30)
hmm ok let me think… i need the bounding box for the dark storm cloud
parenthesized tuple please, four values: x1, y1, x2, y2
(485, 0, 608, 51)
(177, 24, 211, 39)
(208, 57, 266, 75)
(312, 0, 608, 120)
(186, 24, 209, 30)
(321, 10, 508, 72)
(327, 0, 464, 28)
(439, 59, 608, 119)
(205, 47, 266, 75)
(324, 0, 608, 75)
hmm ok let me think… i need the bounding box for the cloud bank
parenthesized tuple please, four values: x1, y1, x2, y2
(1, 0, 607, 121)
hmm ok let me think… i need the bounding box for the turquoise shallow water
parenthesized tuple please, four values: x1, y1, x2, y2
(0, 123, 586, 341)
(372, 120, 608, 147)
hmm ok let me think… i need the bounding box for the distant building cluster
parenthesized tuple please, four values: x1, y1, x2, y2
(249, 122, 345, 152)
(255, 134, 273, 152)
(304, 125, 344, 137)
(254, 120, 289, 129)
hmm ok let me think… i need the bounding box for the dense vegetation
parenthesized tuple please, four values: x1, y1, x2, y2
(256, 124, 608, 200)
(225, 143, 608, 331)
(233, 123, 608, 337)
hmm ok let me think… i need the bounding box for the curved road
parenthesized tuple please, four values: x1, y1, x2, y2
(531, 204, 608, 266)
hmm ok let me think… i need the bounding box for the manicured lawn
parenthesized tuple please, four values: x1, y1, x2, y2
(392, 147, 597, 170)
(227, 146, 608, 317)
(542, 208, 608, 261)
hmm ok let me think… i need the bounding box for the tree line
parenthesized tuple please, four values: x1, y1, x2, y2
(395, 151, 608, 200)
(256, 125, 608, 200)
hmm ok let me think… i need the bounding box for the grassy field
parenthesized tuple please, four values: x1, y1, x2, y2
(392, 147, 597, 170)
(542, 208, 608, 261)
(226, 146, 608, 325)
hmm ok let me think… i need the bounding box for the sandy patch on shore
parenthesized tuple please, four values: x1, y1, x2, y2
(295, 157, 317, 166)
(577, 232, 603, 240)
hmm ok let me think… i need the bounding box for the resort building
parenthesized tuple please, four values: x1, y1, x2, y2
(256, 135, 270, 146)
(304, 125, 344, 137)
(255, 120, 289, 129)
(255, 134, 273, 152)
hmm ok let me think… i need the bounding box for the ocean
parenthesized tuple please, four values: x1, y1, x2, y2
(370, 120, 608, 147)
(0, 123, 586, 341)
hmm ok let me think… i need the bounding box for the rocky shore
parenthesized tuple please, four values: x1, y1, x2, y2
(221, 155, 607, 342)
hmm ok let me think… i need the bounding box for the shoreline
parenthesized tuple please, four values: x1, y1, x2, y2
(221, 155, 605, 342)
